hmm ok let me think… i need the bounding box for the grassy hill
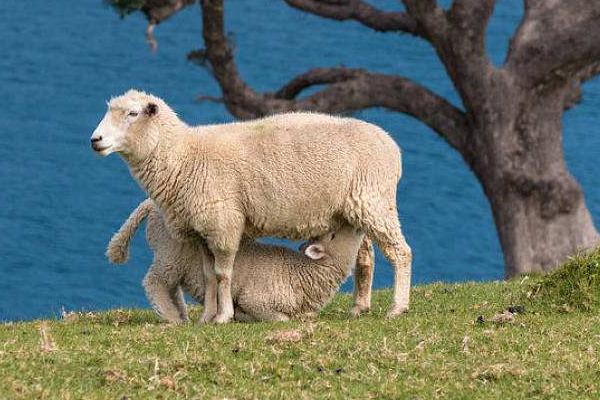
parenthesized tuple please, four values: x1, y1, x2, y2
(1, 253, 599, 399)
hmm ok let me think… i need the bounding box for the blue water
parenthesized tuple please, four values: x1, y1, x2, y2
(1, 1, 599, 321)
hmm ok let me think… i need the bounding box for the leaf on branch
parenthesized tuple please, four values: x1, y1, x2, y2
(107, 0, 196, 51)
(105, 0, 147, 18)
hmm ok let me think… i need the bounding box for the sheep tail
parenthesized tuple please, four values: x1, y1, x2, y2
(106, 198, 154, 264)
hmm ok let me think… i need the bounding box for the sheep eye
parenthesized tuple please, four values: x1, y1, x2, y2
(128, 111, 139, 117)
(330, 233, 336, 240)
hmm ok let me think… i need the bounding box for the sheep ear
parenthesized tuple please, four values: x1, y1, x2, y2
(304, 244, 325, 260)
(144, 102, 158, 116)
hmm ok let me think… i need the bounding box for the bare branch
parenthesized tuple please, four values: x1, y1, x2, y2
(141, 0, 195, 24)
(289, 71, 470, 151)
(401, 0, 447, 42)
(284, 0, 420, 35)
(195, 94, 224, 103)
(107, 0, 195, 50)
(201, 0, 265, 115)
(146, 22, 158, 52)
(402, 1, 496, 115)
(507, 0, 600, 88)
(561, 62, 600, 111)
(273, 67, 364, 99)
(142, 0, 195, 50)
(445, 0, 496, 62)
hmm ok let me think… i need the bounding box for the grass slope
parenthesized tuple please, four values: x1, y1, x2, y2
(1, 263, 599, 399)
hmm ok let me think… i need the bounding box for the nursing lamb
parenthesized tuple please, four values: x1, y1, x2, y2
(107, 199, 368, 322)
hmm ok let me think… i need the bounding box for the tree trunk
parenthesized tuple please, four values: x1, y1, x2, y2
(469, 74, 600, 277)
(490, 180, 598, 277)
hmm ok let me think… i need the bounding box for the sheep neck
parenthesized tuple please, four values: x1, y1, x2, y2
(125, 128, 185, 211)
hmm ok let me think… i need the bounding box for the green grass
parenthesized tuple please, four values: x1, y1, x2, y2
(1, 266, 599, 399)
(523, 248, 600, 312)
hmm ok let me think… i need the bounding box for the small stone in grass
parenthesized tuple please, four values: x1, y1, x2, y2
(507, 305, 525, 314)
(490, 311, 515, 324)
(160, 376, 176, 389)
(266, 329, 303, 343)
(105, 369, 127, 383)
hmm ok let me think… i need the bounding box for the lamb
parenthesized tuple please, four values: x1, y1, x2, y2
(106, 199, 369, 322)
(91, 89, 412, 323)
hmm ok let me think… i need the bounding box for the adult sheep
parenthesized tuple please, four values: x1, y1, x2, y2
(106, 199, 371, 323)
(90, 89, 411, 323)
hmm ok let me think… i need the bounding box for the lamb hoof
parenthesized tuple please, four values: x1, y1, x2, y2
(386, 305, 408, 319)
(297, 312, 316, 321)
(349, 305, 370, 318)
(199, 312, 216, 324)
(213, 313, 233, 324)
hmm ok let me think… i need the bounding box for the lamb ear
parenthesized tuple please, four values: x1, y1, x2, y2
(304, 243, 325, 260)
(144, 102, 158, 116)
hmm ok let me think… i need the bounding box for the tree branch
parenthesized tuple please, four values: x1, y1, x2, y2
(507, 0, 600, 88)
(561, 62, 600, 111)
(403, 0, 496, 115)
(292, 72, 469, 151)
(273, 67, 365, 99)
(445, 0, 496, 63)
(401, 0, 447, 43)
(142, 0, 195, 24)
(199, 0, 468, 150)
(284, 0, 420, 35)
(200, 0, 265, 115)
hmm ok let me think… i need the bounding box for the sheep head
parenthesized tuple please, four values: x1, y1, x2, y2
(90, 89, 163, 159)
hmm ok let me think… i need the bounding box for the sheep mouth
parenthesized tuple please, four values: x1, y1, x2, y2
(92, 143, 111, 153)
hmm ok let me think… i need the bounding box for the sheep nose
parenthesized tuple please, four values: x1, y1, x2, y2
(91, 136, 102, 143)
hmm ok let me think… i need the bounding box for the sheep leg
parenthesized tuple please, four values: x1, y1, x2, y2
(372, 229, 412, 318)
(200, 250, 218, 323)
(170, 286, 189, 322)
(351, 236, 374, 317)
(143, 266, 186, 324)
(355, 206, 412, 318)
(211, 249, 236, 324)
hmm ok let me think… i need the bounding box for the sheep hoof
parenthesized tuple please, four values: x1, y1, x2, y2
(349, 305, 370, 318)
(166, 319, 185, 325)
(213, 313, 233, 324)
(386, 305, 408, 319)
(199, 312, 217, 324)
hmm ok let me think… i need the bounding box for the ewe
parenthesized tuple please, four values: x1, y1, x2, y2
(107, 199, 369, 322)
(91, 89, 411, 323)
